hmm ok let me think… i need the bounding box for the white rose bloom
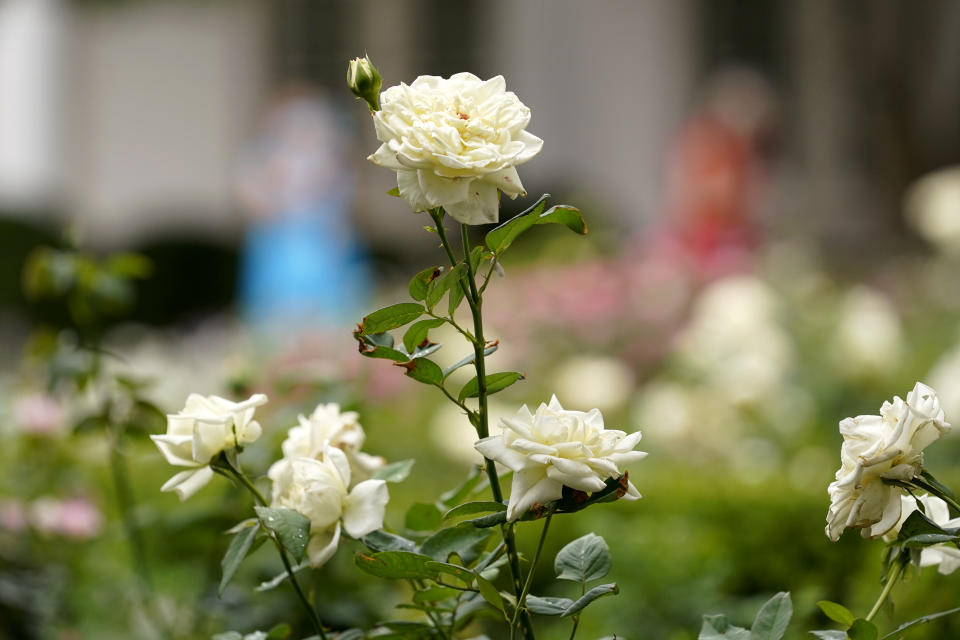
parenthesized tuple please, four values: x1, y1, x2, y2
(151, 393, 268, 501)
(368, 72, 543, 225)
(825, 382, 950, 541)
(273, 403, 384, 485)
(474, 396, 646, 521)
(269, 447, 388, 567)
(883, 495, 960, 575)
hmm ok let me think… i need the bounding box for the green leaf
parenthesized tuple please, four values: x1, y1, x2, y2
(443, 501, 506, 523)
(448, 275, 466, 316)
(403, 318, 445, 353)
(355, 331, 410, 362)
(903, 532, 959, 547)
(405, 503, 443, 532)
(817, 601, 855, 627)
(846, 619, 878, 640)
(387, 187, 401, 197)
(563, 583, 619, 616)
(413, 586, 458, 603)
(919, 471, 960, 517)
(458, 371, 525, 402)
(420, 525, 493, 564)
(750, 592, 792, 640)
(470, 511, 508, 528)
(440, 467, 484, 507)
(476, 574, 506, 616)
(485, 194, 550, 253)
(880, 606, 960, 639)
(699, 615, 751, 640)
(254, 507, 310, 563)
(219, 524, 261, 596)
(374, 459, 416, 483)
(535, 204, 587, 235)
(424, 561, 474, 586)
(809, 632, 846, 640)
(360, 303, 425, 334)
(555, 533, 612, 584)
(212, 633, 243, 640)
(409, 267, 440, 301)
(898, 510, 956, 540)
(266, 623, 292, 639)
(442, 345, 499, 379)
(361, 530, 418, 553)
(468, 245, 487, 272)
(526, 595, 574, 616)
(397, 358, 444, 387)
(425, 264, 466, 311)
(353, 551, 439, 580)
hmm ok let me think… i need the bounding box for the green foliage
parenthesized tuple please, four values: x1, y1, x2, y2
(374, 459, 416, 483)
(817, 601, 856, 627)
(458, 371, 525, 401)
(219, 522, 262, 596)
(554, 532, 611, 584)
(699, 593, 792, 640)
(403, 319, 445, 353)
(484, 195, 587, 255)
(442, 345, 498, 379)
(419, 525, 492, 563)
(360, 303, 425, 335)
(353, 551, 439, 580)
(442, 501, 506, 523)
(254, 507, 310, 563)
(846, 619, 878, 640)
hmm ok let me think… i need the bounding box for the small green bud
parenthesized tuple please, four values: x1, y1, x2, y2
(347, 55, 382, 111)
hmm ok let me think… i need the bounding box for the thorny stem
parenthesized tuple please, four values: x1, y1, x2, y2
(431, 210, 533, 639)
(218, 457, 328, 640)
(510, 514, 553, 640)
(866, 559, 905, 623)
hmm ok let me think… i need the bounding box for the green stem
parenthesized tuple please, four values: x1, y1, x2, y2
(866, 560, 905, 623)
(430, 211, 533, 639)
(219, 458, 327, 639)
(510, 514, 553, 640)
(108, 423, 152, 590)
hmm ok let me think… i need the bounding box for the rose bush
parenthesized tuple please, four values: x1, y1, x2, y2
(475, 395, 646, 521)
(825, 382, 950, 541)
(269, 446, 388, 567)
(151, 393, 268, 500)
(368, 72, 543, 225)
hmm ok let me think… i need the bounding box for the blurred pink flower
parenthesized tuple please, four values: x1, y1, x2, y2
(0, 500, 28, 533)
(14, 393, 65, 436)
(29, 496, 103, 540)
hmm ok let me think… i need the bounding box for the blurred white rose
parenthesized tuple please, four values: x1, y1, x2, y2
(676, 275, 792, 406)
(272, 403, 384, 485)
(883, 494, 960, 575)
(825, 382, 950, 541)
(551, 355, 635, 413)
(832, 286, 902, 380)
(269, 447, 388, 567)
(369, 73, 543, 225)
(927, 340, 960, 423)
(151, 393, 267, 501)
(905, 166, 960, 255)
(475, 396, 646, 521)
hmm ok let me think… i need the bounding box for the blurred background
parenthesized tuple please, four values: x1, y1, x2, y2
(3, 1, 960, 638)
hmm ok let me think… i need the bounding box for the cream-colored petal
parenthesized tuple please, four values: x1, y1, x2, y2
(343, 479, 389, 538)
(506, 468, 560, 521)
(444, 183, 499, 225)
(307, 523, 342, 568)
(161, 466, 214, 501)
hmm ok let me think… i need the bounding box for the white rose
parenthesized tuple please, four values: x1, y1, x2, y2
(273, 403, 384, 485)
(151, 393, 268, 501)
(368, 72, 543, 225)
(825, 382, 950, 541)
(474, 396, 646, 521)
(269, 447, 388, 567)
(883, 495, 960, 575)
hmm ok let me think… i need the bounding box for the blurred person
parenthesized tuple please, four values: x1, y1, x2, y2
(235, 86, 371, 331)
(646, 67, 778, 281)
